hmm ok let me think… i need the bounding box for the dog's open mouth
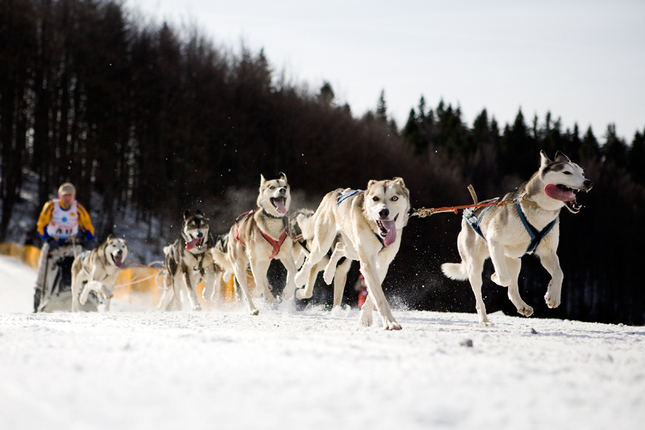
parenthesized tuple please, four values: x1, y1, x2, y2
(112, 255, 124, 268)
(271, 197, 287, 215)
(185, 237, 204, 250)
(545, 184, 584, 213)
(376, 214, 398, 247)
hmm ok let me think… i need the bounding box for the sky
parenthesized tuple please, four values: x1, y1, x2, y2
(129, 0, 645, 141)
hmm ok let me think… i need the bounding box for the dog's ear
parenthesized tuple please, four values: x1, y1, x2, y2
(184, 209, 191, 221)
(367, 179, 378, 188)
(393, 177, 410, 199)
(393, 177, 406, 188)
(106, 234, 114, 241)
(195, 209, 204, 218)
(279, 172, 287, 183)
(540, 150, 552, 169)
(554, 151, 571, 163)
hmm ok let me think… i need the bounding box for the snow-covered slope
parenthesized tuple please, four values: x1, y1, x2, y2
(1, 254, 644, 430)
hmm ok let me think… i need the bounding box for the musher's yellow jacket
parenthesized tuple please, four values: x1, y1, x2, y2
(36, 199, 95, 244)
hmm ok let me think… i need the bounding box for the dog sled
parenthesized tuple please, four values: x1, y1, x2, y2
(34, 245, 98, 312)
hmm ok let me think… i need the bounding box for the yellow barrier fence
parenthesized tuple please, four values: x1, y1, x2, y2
(0, 242, 41, 269)
(0, 242, 238, 308)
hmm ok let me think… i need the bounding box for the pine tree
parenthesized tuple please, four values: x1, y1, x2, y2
(318, 81, 335, 105)
(603, 123, 628, 168)
(376, 89, 388, 123)
(580, 126, 600, 161)
(628, 129, 645, 184)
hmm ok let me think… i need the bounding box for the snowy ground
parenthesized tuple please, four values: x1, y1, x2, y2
(1, 255, 644, 430)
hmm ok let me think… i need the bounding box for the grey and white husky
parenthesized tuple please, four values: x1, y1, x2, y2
(160, 210, 217, 311)
(442, 151, 593, 325)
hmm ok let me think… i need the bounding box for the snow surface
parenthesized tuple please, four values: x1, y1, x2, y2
(1, 254, 644, 430)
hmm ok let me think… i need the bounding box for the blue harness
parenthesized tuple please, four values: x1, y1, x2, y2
(464, 196, 557, 256)
(336, 189, 362, 206)
(515, 201, 557, 255)
(80, 250, 92, 274)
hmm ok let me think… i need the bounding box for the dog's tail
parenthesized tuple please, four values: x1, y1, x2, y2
(441, 262, 469, 281)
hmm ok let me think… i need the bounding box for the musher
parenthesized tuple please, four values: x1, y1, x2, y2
(33, 182, 97, 312)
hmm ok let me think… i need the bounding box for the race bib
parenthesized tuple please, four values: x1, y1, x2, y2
(46, 199, 79, 239)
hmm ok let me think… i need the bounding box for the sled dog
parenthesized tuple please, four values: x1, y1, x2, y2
(160, 210, 218, 311)
(212, 173, 298, 315)
(289, 210, 353, 309)
(294, 178, 411, 330)
(442, 151, 593, 325)
(71, 235, 128, 312)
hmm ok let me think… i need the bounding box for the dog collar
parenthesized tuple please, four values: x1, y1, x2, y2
(261, 208, 286, 219)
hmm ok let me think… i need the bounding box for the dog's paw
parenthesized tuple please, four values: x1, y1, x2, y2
(322, 267, 334, 285)
(250, 308, 259, 316)
(193, 305, 202, 311)
(383, 320, 402, 331)
(516, 305, 534, 317)
(491, 272, 511, 286)
(479, 320, 494, 327)
(263, 292, 275, 304)
(544, 292, 561, 308)
(281, 290, 294, 301)
(295, 288, 310, 300)
(359, 309, 373, 327)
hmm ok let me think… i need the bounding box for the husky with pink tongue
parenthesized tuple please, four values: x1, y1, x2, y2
(442, 151, 593, 325)
(209, 173, 299, 316)
(159, 210, 218, 311)
(294, 178, 411, 330)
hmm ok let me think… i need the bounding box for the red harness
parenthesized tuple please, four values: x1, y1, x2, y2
(234, 210, 287, 259)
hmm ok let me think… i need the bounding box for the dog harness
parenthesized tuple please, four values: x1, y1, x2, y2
(464, 195, 557, 256)
(515, 201, 557, 255)
(234, 210, 288, 259)
(336, 189, 362, 206)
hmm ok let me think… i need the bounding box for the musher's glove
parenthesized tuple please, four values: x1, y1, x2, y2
(46, 237, 60, 251)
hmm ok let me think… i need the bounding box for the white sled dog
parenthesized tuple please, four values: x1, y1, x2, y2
(160, 210, 218, 311)
(442, 151, 593, 325)
(211, 173, 298, 315)
(71, 235, 128, 312)
(294, 178, 411, 330)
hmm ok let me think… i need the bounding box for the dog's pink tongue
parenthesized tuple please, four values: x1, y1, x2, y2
(275, 199, 287, 215)
(544, 184, 575, 202)
(114, 256, 123, 268)
(382, 220, 397, 247)
(185, 238, 200, 250)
